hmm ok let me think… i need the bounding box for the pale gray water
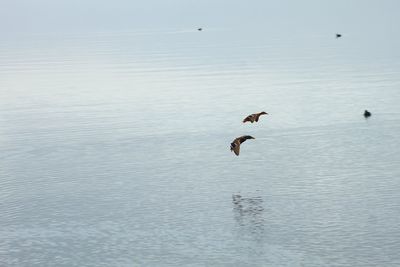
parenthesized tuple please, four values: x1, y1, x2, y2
(1, 9, 400, 267)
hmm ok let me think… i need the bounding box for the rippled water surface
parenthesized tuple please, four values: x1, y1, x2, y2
(1, 26, 400, 266)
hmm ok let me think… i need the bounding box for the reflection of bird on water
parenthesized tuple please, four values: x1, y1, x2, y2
(364, 110, 372, 118)
(230, 135, 255, 156)
(232, 193, 264, 216)
(242, 111, 268, 123)
(232, 193, 265, 236)
(232, 194, 242, 205)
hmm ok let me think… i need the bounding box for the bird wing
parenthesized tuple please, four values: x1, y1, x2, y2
(243, 115, 253, 123)
(238, 135, 253, 144)
(232, 143, 240, 156)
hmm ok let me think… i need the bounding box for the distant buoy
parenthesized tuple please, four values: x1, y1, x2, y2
(364, 110, 371, 118)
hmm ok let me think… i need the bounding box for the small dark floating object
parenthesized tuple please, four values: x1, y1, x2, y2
(230, 135, 255, 156)
(364, 110, 371, 118)
(336, 33, 342, 38)
(198, 28, 202, 31)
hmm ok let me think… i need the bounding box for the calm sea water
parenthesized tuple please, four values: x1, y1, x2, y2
(1, 28, 400, 266)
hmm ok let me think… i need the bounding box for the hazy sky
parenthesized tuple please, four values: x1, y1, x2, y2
(1, 0, 399, 36)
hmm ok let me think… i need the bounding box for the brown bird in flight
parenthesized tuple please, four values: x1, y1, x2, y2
(243, 111, 268, 123)
(230, 135, 255, 156)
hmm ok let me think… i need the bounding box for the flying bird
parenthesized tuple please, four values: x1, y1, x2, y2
(243, 111, 268, 123)
(336, 33, 342, 38)
(230, 135, 255, 156)
(364, 110, 371, 118)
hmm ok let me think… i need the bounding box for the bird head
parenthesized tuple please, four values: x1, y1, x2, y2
(260, 111, 268, 115)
